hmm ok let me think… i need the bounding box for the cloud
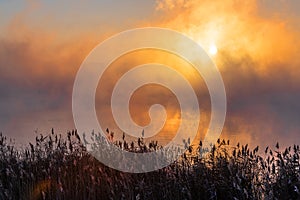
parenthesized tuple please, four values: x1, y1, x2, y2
(0, 0, 299, 148)
(0, 18, 99, 143)
(153, 0, 300, 147)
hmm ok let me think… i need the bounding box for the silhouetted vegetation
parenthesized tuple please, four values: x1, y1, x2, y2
(0, 129, 299, 199)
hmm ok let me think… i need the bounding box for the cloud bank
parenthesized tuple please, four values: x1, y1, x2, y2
(0, 0, 299, 148)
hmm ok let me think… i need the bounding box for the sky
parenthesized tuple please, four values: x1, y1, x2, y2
(0, 0, 299, 148)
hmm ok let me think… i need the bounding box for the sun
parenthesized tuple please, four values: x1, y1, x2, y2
(209, 44, 218, 55)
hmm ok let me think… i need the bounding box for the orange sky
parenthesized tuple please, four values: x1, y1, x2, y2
(0, 0, 299, 148)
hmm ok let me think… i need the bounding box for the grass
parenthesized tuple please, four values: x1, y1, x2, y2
(0, 129, 299, 200)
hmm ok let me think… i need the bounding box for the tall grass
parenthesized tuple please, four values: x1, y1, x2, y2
(0, 130, 299, 199)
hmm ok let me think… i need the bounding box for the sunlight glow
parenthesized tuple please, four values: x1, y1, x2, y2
(209, 44, 218, 55)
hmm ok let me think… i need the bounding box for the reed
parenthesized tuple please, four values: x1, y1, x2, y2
(0, 130, 299, 199)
